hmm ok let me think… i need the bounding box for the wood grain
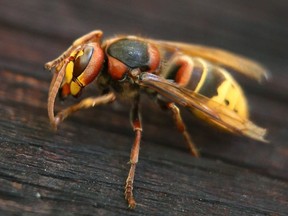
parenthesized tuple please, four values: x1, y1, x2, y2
(0, 0, 287, 215)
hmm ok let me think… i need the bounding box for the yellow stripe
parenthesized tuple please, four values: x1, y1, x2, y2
(194, 58, 208, 93)
(65, 61, 74, 83)
(70, 81, 81, 96)
(221, 69, 241, 110)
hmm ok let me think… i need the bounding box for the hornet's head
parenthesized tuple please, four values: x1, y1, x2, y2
(45, 30, 105, 127)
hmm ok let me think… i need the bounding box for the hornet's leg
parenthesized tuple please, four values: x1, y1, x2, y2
(51, 92, 116, 129)
(156, 53, 200, 156)
(167, 102, 200, 157)
(125, 95, 142, 209)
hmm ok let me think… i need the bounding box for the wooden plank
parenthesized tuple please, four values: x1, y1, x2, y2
(0, 0, 287, 215)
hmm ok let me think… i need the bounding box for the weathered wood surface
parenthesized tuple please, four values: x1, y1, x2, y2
(0, 0, 287, 215)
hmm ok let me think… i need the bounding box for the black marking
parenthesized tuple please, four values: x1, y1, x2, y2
(199, 67, 226, 98)
(187, 65, 204, 91)
(224, 99, 230, 106)
(108, 39, 149, 70)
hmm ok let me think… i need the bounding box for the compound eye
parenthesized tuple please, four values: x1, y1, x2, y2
(73, 46, 94, 77)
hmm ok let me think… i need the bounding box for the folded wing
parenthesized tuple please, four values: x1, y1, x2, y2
(139, 72, 267, 142)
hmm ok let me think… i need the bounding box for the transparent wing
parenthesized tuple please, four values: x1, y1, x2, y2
(139, 72, 267, 142)
(149, 40, 269, 82)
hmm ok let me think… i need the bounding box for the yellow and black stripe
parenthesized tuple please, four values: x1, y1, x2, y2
(164, 57, 248, 119)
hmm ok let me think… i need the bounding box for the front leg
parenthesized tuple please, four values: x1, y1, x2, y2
(125, 95, 142, 209)
(51, 92, 116, 129)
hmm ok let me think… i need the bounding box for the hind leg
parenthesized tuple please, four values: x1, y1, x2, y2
(166, 102, 200, 157)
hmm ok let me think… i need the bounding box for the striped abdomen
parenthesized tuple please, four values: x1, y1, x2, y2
(164, 57, 248, 119)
